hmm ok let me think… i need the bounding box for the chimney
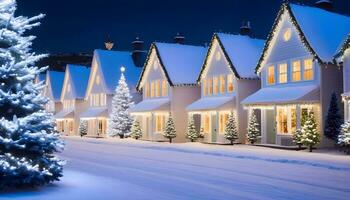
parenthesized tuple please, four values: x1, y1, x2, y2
(131, 36, 146, 67)
(315, 0, 333, 11)
(105, 35, 114, 50)
(240, 21, 252, 36)
(174, 32, 185, 44)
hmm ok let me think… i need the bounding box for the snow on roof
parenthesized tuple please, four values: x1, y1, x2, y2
(80, 107, 108, 119)
(129, 98, 170, 113)
(67, 64, 90, 99)
(47, 70, 65, 102)
(241, 84, 320, 105)
(216, 33, 265, 78)
(154, 43, 207, 85)
(94, 49, 142, 94)
(290, 3, 350, 62)
(186, 96, 234, 111)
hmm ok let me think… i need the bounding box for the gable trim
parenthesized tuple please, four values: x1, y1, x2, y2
(60, 66, 70, 102)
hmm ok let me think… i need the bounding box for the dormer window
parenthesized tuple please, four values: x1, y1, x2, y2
(303, 59, 314, 80)
(283, 28, 292, 41)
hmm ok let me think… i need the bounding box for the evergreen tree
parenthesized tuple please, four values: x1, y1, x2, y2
(247, 111, 259, 144)
(337, 121, 350, 154)
(107, 68, 134, 138)
(324, 93, 342, 141)
(0, 0, 64, 188)
(78, 120, 88, 137)
(224, 112, 238, 145)
(292, 129, 303, 149)
(186, 115, 199, 142)
(163, 114, 176, 143)
(301, 112, 320, 152)
(130, 120, 142, 140)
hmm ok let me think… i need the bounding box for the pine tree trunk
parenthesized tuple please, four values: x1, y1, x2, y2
(169, 138, 172, 143)
(309, 145, 313, 152)
(230, 140, 233, 145)
(191, 139, 194, 142)
(298, 144, 301, 149)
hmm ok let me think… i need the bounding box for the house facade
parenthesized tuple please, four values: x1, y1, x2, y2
(186, 33, 264, 144)
(82, 49, 141, 137)
(55, 65, 90, 136)
(130, 42, 206, 142)
(43, 70, 64, 113)
(242, 3, 350, 146)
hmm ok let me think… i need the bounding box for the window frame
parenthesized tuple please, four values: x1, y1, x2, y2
(267, 65, 275, 85)
(292, 60, 301, 82)
(303, 58, 314, 81)
(278, 63, 288, 84)
(227, 74, 234, 93)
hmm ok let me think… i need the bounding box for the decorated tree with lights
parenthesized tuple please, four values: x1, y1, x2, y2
(301, 112, 320, 152)
(224, 112, 238, 145)
(337, 121, 350, 154)
(130, 120, 142, 140)
(186, 115, 199, 142)
(0, 0, 64, 188)
(247, 111, 259, 144)
(108, 67, 134, 138)
(78, 120, 88, 137)
(163, 114, 176, 143)
(292, 129, 303, 149)
(324, 93, 342, 141)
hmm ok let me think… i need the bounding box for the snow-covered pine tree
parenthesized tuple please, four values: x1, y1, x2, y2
(301, 112, 320, 152)
(186, 115, 199, 142)
(337, 121, 350, 154)
(324, 93, 342, 141)
(292, 129, 303, 149)
(163, 114, 176, 143)
(0, 0, 64, 188)
(224, 112, 238, 145)
(247, 111, 259, 144)
(78, 120, 88, 137)
(107, 67, 134, 138)
(130, 120, 142, 140)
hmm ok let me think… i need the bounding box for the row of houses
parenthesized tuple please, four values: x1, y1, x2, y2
(39, 1, 350, 147)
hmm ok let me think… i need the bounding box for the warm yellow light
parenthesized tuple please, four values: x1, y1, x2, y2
(283, 28, 292, 41)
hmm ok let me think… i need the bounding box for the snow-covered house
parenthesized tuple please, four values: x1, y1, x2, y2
(34, 73, 46, 84)
(55, 64, 90, 136)
(130, 42, 206, 142)
(336, 36, 350, 122)
(242, 2, 350, 146)
(43, 70, 65, 115)
(82, 49, 141, 137)
(187, 32, 264, 144)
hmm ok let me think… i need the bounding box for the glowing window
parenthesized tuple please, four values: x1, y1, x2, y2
(283, 28, 292, 41)
(162, 79, 168, 97)
(145, 82, 150, 98)
(203, 114, 210, 133)
(219, 113, 229, 134)
(278, 63, 287, 83)
(203, 79, 207, 96)
(292, 60, 301, 82)
(96, 75, 101, 85)
(227, 74, 234, 93)
(220, 75, 225, 94)
(155, 115, 165, 133)
(156, 80, 161, 97)
(303, 59, 314, 80)
(267, 66, 275, 85)
(208, 78, 213, 95)
(213, 76, 219, 95)
(151, 81, 155, 98)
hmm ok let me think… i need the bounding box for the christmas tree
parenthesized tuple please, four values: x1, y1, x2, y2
(301, 112, 320, 152)
(337, 121, 350, 154)
(78, 120, 88, 137)
(224, 112, 238, 145)
(324, 93, 342, 141)
(107, 67, 134, 138)
(292, 129, 303, 149)
(163, 114, 176, 143)
(130, 120, 142, 140)
(247, 111, 259, 144)
(0, 0, 64, 188)
(186, 115, 199, 142)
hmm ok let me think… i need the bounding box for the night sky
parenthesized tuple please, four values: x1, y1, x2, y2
(17, 0, 350, 55)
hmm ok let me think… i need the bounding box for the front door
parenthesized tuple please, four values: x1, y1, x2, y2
(266, 110, 276, 144)
(211, 114, 217, 143)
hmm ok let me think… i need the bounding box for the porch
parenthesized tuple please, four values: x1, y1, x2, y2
(80, 107, 108, 137)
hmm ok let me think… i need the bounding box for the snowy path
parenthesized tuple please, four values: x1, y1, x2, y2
(1, 137, 350, 200)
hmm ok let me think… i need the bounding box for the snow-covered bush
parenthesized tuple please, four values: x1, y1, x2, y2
(0, 0, 64, 188)
(247, 112, 259, 144)
(337, 121, 350, 154)
(186, 115, 200, 142)
(301, 112, 320, 152)
(163, 114, 176, 143)
(224, 112, 238, 145)
(130, 120, 142, 140)
(292, 129, 303, 149)
(79, 120, 88, 137)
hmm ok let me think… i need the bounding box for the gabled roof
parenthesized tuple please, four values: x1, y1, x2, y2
(137, 42, 206, 90)
(63, 64, 90, 100)
(335, 34, 350, 59)
(256, 3, 350, 73)
(93, 49, 141, 94)
(198, 33, 265, 81)
(47, 70, 65, 102)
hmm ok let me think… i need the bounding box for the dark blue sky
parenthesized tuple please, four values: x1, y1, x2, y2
(17, 0, 350, 54)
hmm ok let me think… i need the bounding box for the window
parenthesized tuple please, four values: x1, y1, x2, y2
(277, 106, 297, 134)
(283, 28, 292, 41)
(145, 82, 150, 98)
(203, 114, 210, 133)
(151, 81, 155, 98)
(156, 80, 161, 97)
(208, 78, 213, 95)
(277, 107, 288, 134)
(96, 75, 100, 85)
(303, 59, 314, 80)
(155, 115, 165, 133)
(219, 113, 229, 133)
(203, 79, 207, 96)
(278, 63, 287, 83)
(215, 51, 221, 61)
(292, 60, 301, 82)
(213, 76, 219, 95)
(100, 93, 106, 106)
(220, 75, 225, 94)
(267, 66, 275, 85)
(227, 74, 234, 93)
(162, 79, 168, 97)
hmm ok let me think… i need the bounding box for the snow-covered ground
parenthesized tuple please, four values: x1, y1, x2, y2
(1, 137, 350, 200)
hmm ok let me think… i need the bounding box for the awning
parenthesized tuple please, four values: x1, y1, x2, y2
(342, 92, 350, 98)
(55, 109, 74, 119)
(241, 85, 320, 105)
(186, 96, 235, 111)
(80, 107, 108, 119)
(129, 98, 170, 113)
